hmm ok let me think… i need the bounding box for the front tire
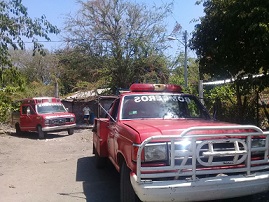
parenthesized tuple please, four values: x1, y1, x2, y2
(37, 125, 45, 139)
(120, 161, 141, 202)
(68, 128, 74, 135)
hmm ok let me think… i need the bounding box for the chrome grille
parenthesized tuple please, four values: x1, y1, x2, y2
(136, 125, 269, 183)
(171, 139, 248, 167)
(51, 118, 66, 125)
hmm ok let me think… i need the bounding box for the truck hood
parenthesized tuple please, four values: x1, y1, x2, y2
(122, 119, 244, 142)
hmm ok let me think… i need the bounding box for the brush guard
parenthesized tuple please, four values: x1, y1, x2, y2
(136, 125, 269, 183)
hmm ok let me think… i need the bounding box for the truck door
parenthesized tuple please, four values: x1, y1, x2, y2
(20, 105, 36, 131)
(107, 99, 120, 161)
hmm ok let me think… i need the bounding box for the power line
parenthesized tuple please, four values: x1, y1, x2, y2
(23, 40, 64, 43)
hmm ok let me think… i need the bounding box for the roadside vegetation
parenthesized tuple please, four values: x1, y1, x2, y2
(0, 0, 269, 128)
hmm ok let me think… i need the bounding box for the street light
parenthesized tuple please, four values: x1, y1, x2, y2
(168, 30, 188, 88)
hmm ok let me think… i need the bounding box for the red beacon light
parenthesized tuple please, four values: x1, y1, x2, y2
(130, 83, 182, 92)
(23, 97, 61, 104)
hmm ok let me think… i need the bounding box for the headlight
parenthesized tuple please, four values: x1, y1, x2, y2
(251, 138, 266, 155)
(44, 119, 50, 125)
(144, 143, 167, 162)
(251, 139, 266, 148)
(70, 117, 75, 122)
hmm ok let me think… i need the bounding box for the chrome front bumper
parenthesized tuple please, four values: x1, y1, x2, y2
(42, 124, 76, 132)
(131, 171, 269, 202)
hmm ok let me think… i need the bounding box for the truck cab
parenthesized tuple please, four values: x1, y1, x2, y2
(93, 83, 269, 202)
(12, 97, 76, 139)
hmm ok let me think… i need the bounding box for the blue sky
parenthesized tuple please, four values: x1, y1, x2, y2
(22, 0, 204, 56)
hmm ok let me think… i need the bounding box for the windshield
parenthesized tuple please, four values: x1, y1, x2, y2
(121, 94, 210, 120)
(36, 103, 67, 114)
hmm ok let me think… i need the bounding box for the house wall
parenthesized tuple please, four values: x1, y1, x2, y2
(62, 100, 97, 125)
(62, 96, 117, 125)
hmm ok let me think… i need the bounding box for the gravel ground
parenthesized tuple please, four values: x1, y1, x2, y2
(0, 125, 120, 202)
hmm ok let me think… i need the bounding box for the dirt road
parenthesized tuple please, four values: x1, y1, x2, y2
(0, 127, 120, 202)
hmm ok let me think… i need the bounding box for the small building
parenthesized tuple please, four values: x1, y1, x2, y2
(61, 89, 116, 125)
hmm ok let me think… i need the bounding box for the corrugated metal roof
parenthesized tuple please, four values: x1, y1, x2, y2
(63, 88, 110, 101)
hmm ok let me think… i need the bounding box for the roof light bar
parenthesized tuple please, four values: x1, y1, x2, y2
(130, 83, 182, 93)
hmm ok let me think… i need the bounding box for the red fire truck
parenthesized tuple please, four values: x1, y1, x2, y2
(12, 97, 76, 139)
(92, 83, 269, 202)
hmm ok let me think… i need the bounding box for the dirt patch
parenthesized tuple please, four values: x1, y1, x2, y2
(0, 125, 120, 202)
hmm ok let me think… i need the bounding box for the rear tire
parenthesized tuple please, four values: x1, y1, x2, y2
(68, 128, 74, 135)
(120, 161, 141, 202)
(37, 125, 45, 139)
(15, 123, 21, 135)
(92, 143, 95, 154)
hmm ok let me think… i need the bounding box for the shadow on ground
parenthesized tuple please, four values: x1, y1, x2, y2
(75, 156, 269, 202)
(8, 131, 72, 140)
(76, 156, 120, 202)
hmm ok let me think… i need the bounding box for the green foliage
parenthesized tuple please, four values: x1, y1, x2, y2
(0, 66, 26, 89)
(56, 48, 106, 94)
(204, 84, 257, 125)
(0, 0, 60, 122)
(9, 49, 60, 85)
(169, 56, 200, 95)
(0, 65, 55, 123)
(0, 67, 53, 123)
(0, 67, 26, 122)
(169, 74, 184, 87)
(203, 84, 235, 116)
(0, 81, 55, 123)
(24, 81, 55, 97)
(192, 0, 269, 80)
(0, 0, 60, 66)
(192, 0, 269, 124)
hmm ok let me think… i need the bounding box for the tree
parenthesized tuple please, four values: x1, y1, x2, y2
(192, 0, 269, 80)
(10, 49, 60, 85)
(191, 0, 269, 123)
(0, 0, 60, 66)
(0, 67, 26, 122)
(169, 54, 200, 95)
(56, 47, 107, 94)
(0, 0, 59, 123)
(62, 0, 173, 92)
(0, 49, 61, 123)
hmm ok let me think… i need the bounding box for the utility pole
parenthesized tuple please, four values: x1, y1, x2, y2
(168, 30, 188, 88)
(183, 30, 188, 88)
